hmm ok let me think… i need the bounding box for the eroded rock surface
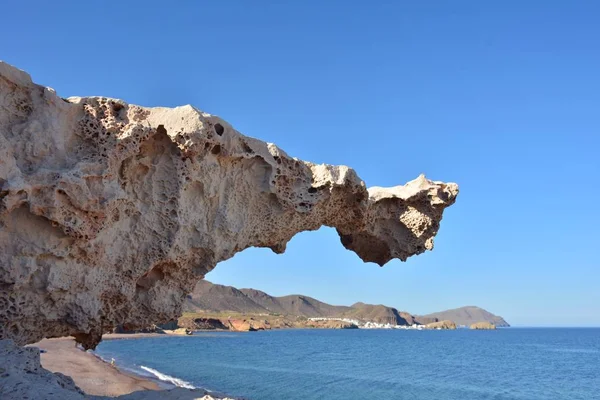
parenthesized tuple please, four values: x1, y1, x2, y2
(0, 62, 458, 348)
(0, 339, 85, 400)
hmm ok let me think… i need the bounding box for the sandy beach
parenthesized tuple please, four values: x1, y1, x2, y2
(31, 336, 162, 397)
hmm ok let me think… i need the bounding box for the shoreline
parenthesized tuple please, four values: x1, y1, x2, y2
(31, 334, 240, 399)
(31, 328, 479, 398)
(103, 332, 183, 340)
(31, 336, 162, 397)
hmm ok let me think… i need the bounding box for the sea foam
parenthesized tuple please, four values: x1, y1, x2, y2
(140, 365, 196, 389)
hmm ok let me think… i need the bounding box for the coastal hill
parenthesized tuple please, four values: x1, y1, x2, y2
(184, 281, 509, 327)
(419, 306, 510, 327)
(241, 288, 351, 317)
(184, 280, 267, 314)
(342, 303, 415, 325)
(185, 280, 351, 317)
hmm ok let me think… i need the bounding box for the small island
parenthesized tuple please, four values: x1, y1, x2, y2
(424, 320, 457, 330)
(470, 322, 497, 330)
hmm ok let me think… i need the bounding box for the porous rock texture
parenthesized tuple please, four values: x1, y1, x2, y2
(0, 61, 458, 349)
(0, 339, 85, 400)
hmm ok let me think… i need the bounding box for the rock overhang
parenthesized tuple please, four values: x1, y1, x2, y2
(0, 61, 458, 349)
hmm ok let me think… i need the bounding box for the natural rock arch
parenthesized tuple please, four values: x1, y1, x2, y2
(0, 62, 458, 349)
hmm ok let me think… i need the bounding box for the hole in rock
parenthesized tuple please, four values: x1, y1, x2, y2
(205, 226, 364, 298)
(156, 124, 167, 136)
(214, 123, 224, 136)
(136, 265, 166, 291)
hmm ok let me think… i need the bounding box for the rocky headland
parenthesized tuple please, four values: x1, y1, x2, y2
(419, 306, 509, 328)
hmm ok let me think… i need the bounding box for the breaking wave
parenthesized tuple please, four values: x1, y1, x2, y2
(140, 365, 196, 389)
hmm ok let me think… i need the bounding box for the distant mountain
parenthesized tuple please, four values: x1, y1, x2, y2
(185, 281, 350, 317)
(237, 288, 290, 314)
(241, 288, 351, 318)
(184, 280, 266, 314)
(418, 306, 510, 327)
(184, 281, 509, 327)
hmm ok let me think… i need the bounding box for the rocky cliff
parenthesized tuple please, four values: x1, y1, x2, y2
(0, 62, 458, 349)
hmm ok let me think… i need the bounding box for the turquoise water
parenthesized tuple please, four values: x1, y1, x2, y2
(95, 328, 600, 399)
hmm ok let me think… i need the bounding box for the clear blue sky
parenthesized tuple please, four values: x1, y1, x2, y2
(3, 1, 599, 326)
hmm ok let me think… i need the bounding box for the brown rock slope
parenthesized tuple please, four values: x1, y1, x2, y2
(184, 280, 267, 314)
(253, 293, 350, 318)
(0, 61, 458, 349)
(185, 280, 350, 317)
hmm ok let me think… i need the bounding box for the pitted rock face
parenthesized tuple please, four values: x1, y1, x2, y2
(0, 62, 458, 348)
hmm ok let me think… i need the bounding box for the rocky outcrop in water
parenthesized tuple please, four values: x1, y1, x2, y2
(424, 320, 457, 330)
(225, 318, 270, 332)
(470, 322, 496, 330)
(0, 61, 458, 349)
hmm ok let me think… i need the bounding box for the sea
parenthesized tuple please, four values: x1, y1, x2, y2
(94, 328, 600, 400)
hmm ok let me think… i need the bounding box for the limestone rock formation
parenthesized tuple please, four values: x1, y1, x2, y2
(0, 61, 458, 348)
(470, 322, 497, 330)
(226, 318, 273, 332)
(0, 339, 85, 400)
